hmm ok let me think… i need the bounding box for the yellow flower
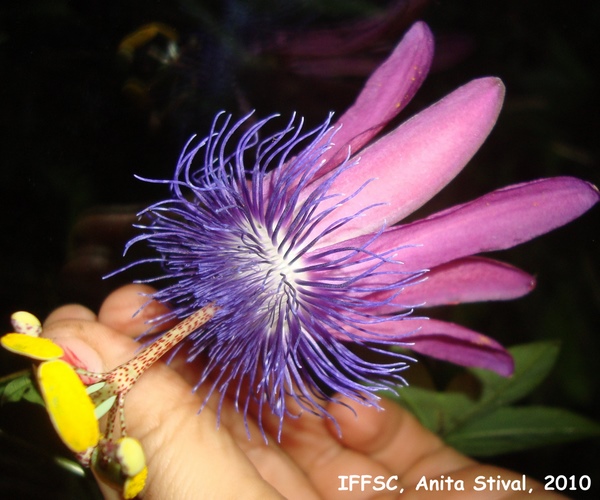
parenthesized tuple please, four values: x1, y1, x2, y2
(2, 313, 101, 455)
(1, 333, 64, 361)
(124, 466, 148, 499)
(92, 436, 148, 498)
(37, 359, 101, 453)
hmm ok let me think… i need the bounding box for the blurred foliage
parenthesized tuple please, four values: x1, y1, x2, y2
(392, 343, 600, 457)
(1, 0, 598, 497)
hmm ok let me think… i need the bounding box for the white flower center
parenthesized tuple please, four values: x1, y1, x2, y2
(244, 222, 305, 331)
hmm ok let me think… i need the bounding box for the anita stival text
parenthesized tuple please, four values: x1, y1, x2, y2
(337, 474, 533, 494)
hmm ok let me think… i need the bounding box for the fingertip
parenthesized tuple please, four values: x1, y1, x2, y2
(56, 337, 106, 374)
(42, 317, 142, 374)
(44, 304, 97, 327)
(41, 312, 107, 374)
(326, 395, 395, 452)
(98, 284, 170, 337)
(326, 394, 460, 476)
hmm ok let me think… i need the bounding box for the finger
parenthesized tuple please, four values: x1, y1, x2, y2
(282, 409, 398, 499)
(43, 306, 110, 374)
(165, 357, 322, 499)
(327, 395, 474, 480)
(43, 311, 140, 373)
(43, 302, 142, 373)
(97, 284, 174, 338)
(244, 393, 397, 499)
(329, 401, 560, 499)
(123, 355, 284, 499)
(227, 413, 323, 500)
(44, 303, 97, 325)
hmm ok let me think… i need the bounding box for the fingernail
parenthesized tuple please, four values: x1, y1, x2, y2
(54, 338, 105, 381)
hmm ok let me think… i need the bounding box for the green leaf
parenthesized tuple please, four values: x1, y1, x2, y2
(0, 371, 44, 406)
(22, 383, 45, 405)
(388, 342, 600, 456)
(390, 386, 476, 434)
(469, 341, 561, 410)
(446, 406, 600, 457)
(424, 341, 562, 433)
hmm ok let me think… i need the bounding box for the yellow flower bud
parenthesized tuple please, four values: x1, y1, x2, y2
(11, 311, 42, 336)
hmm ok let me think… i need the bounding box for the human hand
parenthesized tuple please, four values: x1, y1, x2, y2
(42, 284, 562, 499)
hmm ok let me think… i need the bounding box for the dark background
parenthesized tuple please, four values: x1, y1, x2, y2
(1, 0, 598, 497)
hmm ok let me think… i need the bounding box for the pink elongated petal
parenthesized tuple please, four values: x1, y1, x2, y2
(260, 22, 433, 202)
(383, 177, 596, 271)
(327, 176, 599, 274)
(312, 21, 434, 178)
(310, 77, 505, 246)
(366, 318, 514, 376)
(364, 257, 536, 313)
(401, 320, 514, 376)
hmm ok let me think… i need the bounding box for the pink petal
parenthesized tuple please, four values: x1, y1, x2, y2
(401, 320, 514, 376)
(312, 21, 434, 178)
(260, 0, 429, 59)
(327, 176, 599, 274)
(364, 318, 514, 376)
(364, 257, 536, 312)
(261, 22, 434, 204)
(309, 77, 506, 246)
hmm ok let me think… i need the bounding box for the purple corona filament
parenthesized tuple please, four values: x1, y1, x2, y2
(123, 113, 421, 438)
